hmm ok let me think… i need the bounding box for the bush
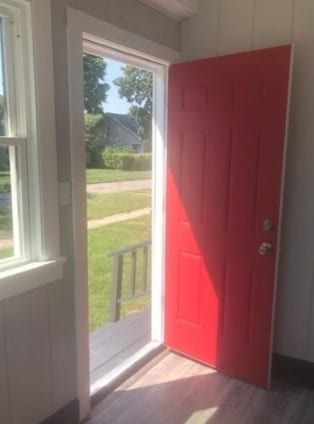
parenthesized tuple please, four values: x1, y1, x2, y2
(102, 147, 122, 169)
(0, 182, 10, 193)
(85, 114, 106, 148)
(103, 147, 151, 171)
(0, 147, 9, 171)
(87, 145, 105, 169)
(85, 113, 106, 168)
(120, 153, 151, 171)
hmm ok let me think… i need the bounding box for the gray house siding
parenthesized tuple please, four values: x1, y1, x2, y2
(104, 115, 143, 152)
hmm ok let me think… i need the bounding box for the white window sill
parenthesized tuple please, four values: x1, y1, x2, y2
(0, 257, 66, 301)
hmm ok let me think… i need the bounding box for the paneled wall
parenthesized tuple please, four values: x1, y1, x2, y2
(0, 1, 179, 424)
(75, 0, 179, 50)
(181, 0, 314, 363)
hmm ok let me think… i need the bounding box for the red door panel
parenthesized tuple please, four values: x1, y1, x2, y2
(165, 45, 292, 388)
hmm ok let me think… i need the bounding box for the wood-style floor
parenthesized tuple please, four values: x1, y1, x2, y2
(87, 351, 314, 424)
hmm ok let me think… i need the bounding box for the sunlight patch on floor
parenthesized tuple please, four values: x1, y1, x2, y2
(186, 407, 219, 423)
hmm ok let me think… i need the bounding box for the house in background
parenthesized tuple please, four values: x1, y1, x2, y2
(104, 112, 144, 152)
(0, 1, 314, 424)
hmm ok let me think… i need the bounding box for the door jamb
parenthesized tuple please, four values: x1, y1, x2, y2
(67, 8, 181, 421)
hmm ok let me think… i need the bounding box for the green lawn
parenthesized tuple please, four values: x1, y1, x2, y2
(0, 247, 13, 259)
(0, 171, 10, 192)
(87, 190, 151, 220)
(88, 214, 151, 332)
(86, 169, 151, 184)
(0, 207, 12, 238)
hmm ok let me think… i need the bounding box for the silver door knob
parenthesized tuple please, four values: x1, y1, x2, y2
(259, 242, 273, 256)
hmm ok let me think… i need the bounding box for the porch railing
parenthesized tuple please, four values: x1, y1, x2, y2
(108, 239, 151, 322)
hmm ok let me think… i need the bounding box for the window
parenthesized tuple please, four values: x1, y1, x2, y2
(0, 0, 63, 299)
(0, 4, 30, 265)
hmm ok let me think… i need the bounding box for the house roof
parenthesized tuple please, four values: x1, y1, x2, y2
(106, 113, 139, 136)
(105, 112, 143, 146)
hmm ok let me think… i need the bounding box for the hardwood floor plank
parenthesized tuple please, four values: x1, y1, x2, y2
(88, 352, 314, 424)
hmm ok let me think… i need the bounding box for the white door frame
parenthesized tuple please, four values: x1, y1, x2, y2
(67, 8, 181, 421)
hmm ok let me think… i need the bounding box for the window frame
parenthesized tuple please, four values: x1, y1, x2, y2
(0, 0, 64, 300)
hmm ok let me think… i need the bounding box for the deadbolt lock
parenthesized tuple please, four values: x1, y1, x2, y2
(262, 219, 273, 231)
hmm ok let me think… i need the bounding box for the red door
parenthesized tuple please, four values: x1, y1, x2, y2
(165, 45, 292, 388)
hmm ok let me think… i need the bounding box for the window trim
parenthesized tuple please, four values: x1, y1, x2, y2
(0, 0, 63, 298)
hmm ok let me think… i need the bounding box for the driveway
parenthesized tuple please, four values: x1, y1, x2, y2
(87, 179, 151, 195)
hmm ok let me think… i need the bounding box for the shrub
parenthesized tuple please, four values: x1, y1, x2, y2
(102, 147, 151, 171)
(0, 147, 9, 171)
(85, 114, 106, 148)
(87, 145, 105, 169)
(84, 113, 106, 168)
(103, 147, 122, 169)
(119, 153, 152, 171)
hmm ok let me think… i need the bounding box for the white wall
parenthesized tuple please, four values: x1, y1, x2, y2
(0, 283, 76, 424)
(181, 0, 314, 363)
(75, 0, 179, 50)
(0, 1, 179, 424)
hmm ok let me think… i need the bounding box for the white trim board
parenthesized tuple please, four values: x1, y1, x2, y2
(67, 8, 181, 421)
(68, 8, 181, 64)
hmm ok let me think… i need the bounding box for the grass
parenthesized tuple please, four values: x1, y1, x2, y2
(86, 169, 151, 184)
(0, 171, 10, 191)
(87, 190, 151, 220)
(88, 214, 151, 332)
(0, 207, 12, 238)
(0, 247, 13, 259)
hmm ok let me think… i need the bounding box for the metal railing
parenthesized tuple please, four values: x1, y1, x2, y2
(108, 239, 151, 322)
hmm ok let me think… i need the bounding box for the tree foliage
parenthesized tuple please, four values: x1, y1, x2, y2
(85, 113, 106, 168)
(0, 95, 9, 171)
(0, 94, 5, 135)
(84, 113, 106, 148)
(114, 66, 153, 146)
(83, 53, 110, 114)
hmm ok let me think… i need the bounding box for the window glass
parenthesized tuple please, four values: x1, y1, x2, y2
(0, 12, 26, 265)
(0, 18, 8, 136)
(0, 145, 13, 259)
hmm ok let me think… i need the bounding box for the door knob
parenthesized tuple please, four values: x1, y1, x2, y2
(259, 242, 273, 256)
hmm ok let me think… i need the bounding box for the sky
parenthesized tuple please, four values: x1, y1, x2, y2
(102, 58, 131, 114)
(0, 54, 131, 110)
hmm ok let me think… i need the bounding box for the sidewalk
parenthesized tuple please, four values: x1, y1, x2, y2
(0, 180, 152, 249)
(87, 179, 151, 195)
(0, 207, 152, 249)
(88, 207, 151, 229)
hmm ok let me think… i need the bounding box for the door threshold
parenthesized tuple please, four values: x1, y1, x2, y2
(90, 341, 164, 405)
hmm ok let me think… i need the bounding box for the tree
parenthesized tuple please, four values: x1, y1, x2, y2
(114, 66, 153, 149)
(0, 95, 9, 171)
(83, 53, 110, 114)
(84, 114, 106, 168)
(0, 94, 5, 135)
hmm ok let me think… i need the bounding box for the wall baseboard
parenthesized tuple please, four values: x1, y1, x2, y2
(272, 354, 314, 389)
(41, 399, 79, 424)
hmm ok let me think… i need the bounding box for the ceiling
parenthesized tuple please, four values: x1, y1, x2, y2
(138, 0, 199, 21)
